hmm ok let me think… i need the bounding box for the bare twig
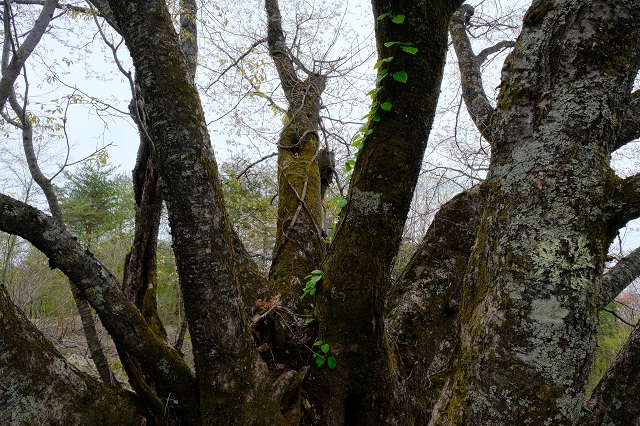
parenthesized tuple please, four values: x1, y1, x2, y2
(235, 152, 277, 181)
(603, 308, 637, 328)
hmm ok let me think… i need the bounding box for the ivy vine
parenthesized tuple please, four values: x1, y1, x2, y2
(328, 12, 417, 237)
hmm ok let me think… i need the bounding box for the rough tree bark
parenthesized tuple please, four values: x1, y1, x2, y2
(429, 2, 640, 424)
(296, 0, 464, 423)
(105, 1, 301, 423)
(386, 185, 484, 423)
(0, 284, 146, 425)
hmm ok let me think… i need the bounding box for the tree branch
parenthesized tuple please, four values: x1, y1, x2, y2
(598, 246, 640, 309)
(615, 89, 640, 150)
(476, 40, 516, 65)
(205, 38, 267, 92)
(265, 0, 300, 102)
(0, 193, 200, 421)
(86, 0, 120, 32)
(0, 0, 57, 112)
(449, 4, 498, 142)
(179, 0, 197, 78)
(611, 172, 640, 229)
(602, 308, 637, 327)
(235, 152, 277, 181)
(1, 0, 92, 15)
(386, 185, 484, 421)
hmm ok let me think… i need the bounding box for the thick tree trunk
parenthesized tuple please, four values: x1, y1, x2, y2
(106, 1, 302, 423)
(386, 185, 484, 423)
(430, 1, 640, 423)
(123, 131, 165, 338)
(311, 1, 462, 423)
(260, 0, 329, 374)
(265, 0, 326, 312)
(0, 284, 147, 425)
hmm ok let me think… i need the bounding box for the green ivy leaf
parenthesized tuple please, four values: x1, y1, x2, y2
(367, 86, 385, 98)
(376, 70, 388, 83)
(384, 41, 399, 48)
(373, 115, 381, 122)
(392, 71, 408, 83)
(313, 340, 323, 347)
(401, 46, 418, 55)
(373, 56, 394, 69)
(327, 357, 337, 369)
(344, 160, 356, 172)
(316, 356, 326, 367)
(321, 343, 330, 354)
(377, 12, 391, 20)
(380, 101, 393, 111)
(391, 14, 405, 24)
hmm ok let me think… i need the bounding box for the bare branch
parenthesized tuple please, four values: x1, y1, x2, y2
(205, 38, 267, 92)
(86, 0, 120, 32)
(235, 152, 277, 181)
(265, 0, 300, 101)
(449, 4, 497, 142)
(476, 40, 516, 65)
(615, 89, 640, 150)
(602, 308, 637, 327)
(0, 0, 57, 111)
(599, 246, 640, 309)
(1, 0, 92, 15)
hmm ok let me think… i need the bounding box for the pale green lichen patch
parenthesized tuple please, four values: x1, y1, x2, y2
(529, 296, 569, 325)
(350, 188, 391, 218)
(532, 235, 594, 290)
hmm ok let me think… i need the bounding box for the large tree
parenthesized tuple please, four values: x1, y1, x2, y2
(1, 0, 640, 425)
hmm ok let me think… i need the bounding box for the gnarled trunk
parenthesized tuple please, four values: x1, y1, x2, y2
(430, 1, 640, 423)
